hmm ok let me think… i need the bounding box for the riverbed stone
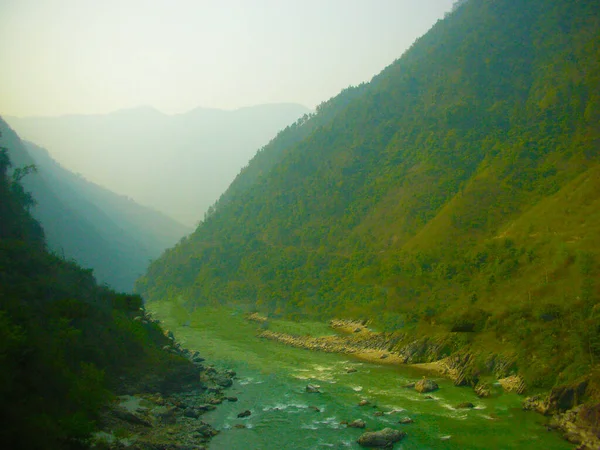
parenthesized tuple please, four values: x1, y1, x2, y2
(455, 402, 475, 409)
(237, 410, 251, 418)
(357, 428, 406, 447)
(349, 419, 366, 428)
(415, 379, 439, 393)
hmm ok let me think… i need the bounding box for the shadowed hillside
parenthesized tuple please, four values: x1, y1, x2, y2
(0, 119, 190, 291)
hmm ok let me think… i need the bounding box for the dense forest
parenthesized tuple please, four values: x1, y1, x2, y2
(138, 0, 600, 391)
(0, 139, 197, 449)
(0, 118, 189, 291)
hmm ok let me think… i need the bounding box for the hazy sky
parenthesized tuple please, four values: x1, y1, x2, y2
(0, 0, 455, 117)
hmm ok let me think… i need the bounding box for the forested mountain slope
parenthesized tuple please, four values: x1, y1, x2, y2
(6, 103, 310, 225)
(138, 0, 600, 390)
(0, 119, 189, 292)
(0, 143, 194, 449)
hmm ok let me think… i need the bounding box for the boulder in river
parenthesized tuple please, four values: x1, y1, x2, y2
(358, 399, 370, 406)
(415, 379, 439, 393)
(398, 417, 414, 424)
(455, 402, 475, 409)
(214, 374, 233, 388)
(237, 410, 252, 418)
(227, 396, 238, 402)
(306, 384, 321, 393)
(357, 428, 406, 447)
(349, 419, 366, 428)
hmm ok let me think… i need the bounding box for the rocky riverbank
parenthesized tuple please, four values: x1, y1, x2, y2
(256, 316, 600, 449)
(91, 315, 238, 449)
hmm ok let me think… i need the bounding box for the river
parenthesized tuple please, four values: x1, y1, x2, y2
(146, 302, 572, 450)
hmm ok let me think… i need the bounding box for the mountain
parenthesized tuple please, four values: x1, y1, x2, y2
(6, 103, 311, 225)
(0, 142, 195, 449)
(138, 0, 600, 392)
(0, 118, 190, 292)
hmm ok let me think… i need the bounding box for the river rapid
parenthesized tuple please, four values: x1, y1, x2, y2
(147, 302, 572, 450)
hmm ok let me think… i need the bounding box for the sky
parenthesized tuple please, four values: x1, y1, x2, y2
(0, 0, 456, 117)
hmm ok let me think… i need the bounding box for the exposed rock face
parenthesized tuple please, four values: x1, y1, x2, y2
(522, 381, 600, 449)
(357, 428, 406, 447)
(475, 383, 491, 398)
(498, 375, 526, 394)
(415, 379, 439, 393)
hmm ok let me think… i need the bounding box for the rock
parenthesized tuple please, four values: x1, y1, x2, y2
(112, 409, 153, 427)
(306, 384, 321, 393)
(209, 397, 223, 405)
(347, 368, 358, 373)
(225, 369, 237, 377)
(226, 396, 238, 402)
(374, 411, 384, 417)
(357, 428, 406, 447)
(546, 381, 588, 413)
(184, 408, 200, 419)
(214, 374, 233, 388)
(475, 383, 491, 398)
(197, 404, 217, 411)
(498, 375, 526, 394)
(415, 379, 439, 393)
(237, 410, 252, 418)
(358, 399, 371, 406)
(155, 406, 179, 424)
(309, 406, 321, 412)
(398, 417, 414, 424)
(234, 424, 247, 429)
(349, 419, 366, 428)
(455, 402, 475, 409)
(196, 422, 217, 437)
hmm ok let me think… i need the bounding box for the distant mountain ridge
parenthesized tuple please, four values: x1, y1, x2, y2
(0, 117, 190, 291)
(6, 103, 311, 225)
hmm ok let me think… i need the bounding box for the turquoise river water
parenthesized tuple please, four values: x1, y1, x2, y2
(147, 302, 572, 450)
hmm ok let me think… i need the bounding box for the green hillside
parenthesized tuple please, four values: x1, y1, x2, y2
(0, 142, 195, 449)
(138, 0, 600, 390)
